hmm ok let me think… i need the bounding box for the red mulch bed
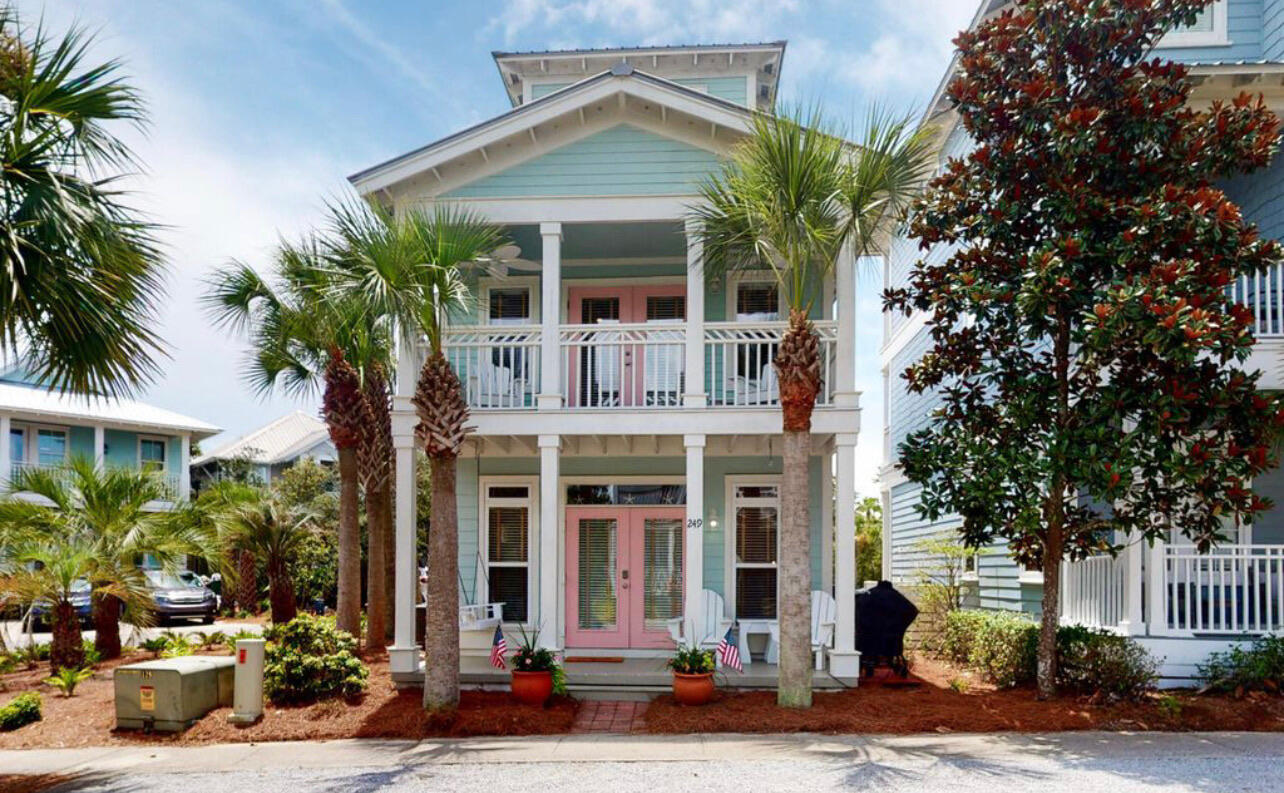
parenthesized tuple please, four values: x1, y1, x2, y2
(0, 650, 576, 748)
(644, 656, 1284, 734)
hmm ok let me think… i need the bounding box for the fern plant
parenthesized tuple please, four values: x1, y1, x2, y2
(44, 667, 93, 697)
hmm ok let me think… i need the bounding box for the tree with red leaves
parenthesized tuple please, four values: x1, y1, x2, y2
(885, 0, 1284, 699)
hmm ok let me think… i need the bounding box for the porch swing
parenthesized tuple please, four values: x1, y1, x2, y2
(418, 554, 504, 636)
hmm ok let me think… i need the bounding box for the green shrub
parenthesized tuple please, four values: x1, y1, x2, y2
(0, 692, 41, 731)
(1058, 625, 1157, 701)
(940, 609, 1038, 688)
(263, 615, 367, 703)
(1198, 636, 1284, 695)
(44, 667, 92, 697)
(0, 652, 16, 674)
(81, 640, 102, 668)
(667, 645, 715, 675)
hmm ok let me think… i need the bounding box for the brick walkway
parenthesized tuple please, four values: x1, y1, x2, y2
(571, 700, 648, 734)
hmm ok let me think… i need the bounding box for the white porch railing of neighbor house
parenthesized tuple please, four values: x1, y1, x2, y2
(8, 462, 182, 500)
(443, 325, 542, 410)
(1060, 553, 1127, 631)
(559, 323, 686, 409)
(1156, 544, 1284, 636)
(1231, 265, 1284, 337)
(704, 320, 838, 408)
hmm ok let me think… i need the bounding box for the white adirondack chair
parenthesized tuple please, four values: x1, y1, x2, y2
(666, 589, 735, 663)
(766, 590, 838, 670)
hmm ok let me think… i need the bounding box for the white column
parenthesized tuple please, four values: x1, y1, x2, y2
(389, 433, 419, 675)
(179, 434, 191, 499)
(1146, 539, 1166, 637)
(830, 433, 860, 679)
(93, 424, 105, 470)
(683, 434, 706, 641)
(683, 220, 706, 407)
(1119, 539, 1144, 635)
(538, 223, 563, 410)
(0, 415, 10, 484)
(880, 487, 893, 581)
(538, 434, 561, 649)
(821, 449, 834, 592)
(834, 247, 858, 408)
(389, 328, 422, 676)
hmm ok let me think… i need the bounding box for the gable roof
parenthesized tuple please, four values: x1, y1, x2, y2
(0, 381, 220, 438)
(349, 65, 756, 197)
(192, 410, 332, 467)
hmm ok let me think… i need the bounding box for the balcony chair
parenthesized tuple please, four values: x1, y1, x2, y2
(586, 320, 622, 407)
(644, 319, 685, 406)
(729, 311, 780, 405)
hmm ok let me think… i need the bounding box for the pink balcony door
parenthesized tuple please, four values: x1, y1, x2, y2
(565, 506, 686, 649)
(567, 285, 686, 407)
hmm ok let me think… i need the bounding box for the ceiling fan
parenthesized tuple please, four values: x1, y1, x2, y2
(478, 244, 541, 278)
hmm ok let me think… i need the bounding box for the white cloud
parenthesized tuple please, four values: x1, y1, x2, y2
(486, 0, 800, 48)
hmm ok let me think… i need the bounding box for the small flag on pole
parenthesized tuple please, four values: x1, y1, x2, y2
(490, 625, 507, 670)
(717, 627, 742, 672)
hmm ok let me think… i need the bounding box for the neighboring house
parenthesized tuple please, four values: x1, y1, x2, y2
(882, 0, 1284, 681)
(0, 366, 220, 506)
(190, 410, 335, 490)
(351, 42, 865, 685)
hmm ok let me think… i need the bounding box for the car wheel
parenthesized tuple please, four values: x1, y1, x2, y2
(202, 613, 215, 625)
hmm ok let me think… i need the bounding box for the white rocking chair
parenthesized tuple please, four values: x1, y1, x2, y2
(666, 589, 735, 665)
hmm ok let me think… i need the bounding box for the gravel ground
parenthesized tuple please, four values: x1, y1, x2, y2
(33, 747, 1284, 793)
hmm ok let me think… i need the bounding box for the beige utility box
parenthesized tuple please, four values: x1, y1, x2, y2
(114, 656, 235, 732)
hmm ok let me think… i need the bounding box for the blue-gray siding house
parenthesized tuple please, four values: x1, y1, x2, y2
(882, 0, 1284, 681)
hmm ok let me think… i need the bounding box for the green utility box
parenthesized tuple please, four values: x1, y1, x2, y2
(114, 656, 235, 732)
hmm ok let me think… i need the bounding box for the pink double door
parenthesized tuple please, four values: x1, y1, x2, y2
(566, 284, 686, 408)
(564, 506, 686, 649)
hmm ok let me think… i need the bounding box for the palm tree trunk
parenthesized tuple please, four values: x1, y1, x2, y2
(50, 600, 84, 673)
(776, 309, 820, 708)
(336, 446, 362, 638)
(268, 557, 298, 625)
(383, 484, 396, 642)
(92, 591, 122, 660)
(365, 479, 388, 650)
(422, 454, 460, 709)
(236, 549, 257, 614)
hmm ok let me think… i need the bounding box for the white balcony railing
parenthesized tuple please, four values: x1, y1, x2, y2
(1232, 264, 1284, 338)
(1156, 544, 1284, 636)
(1060, 553, 1127, 631)
(705, 320, 838, 408)
(442, 325, 541, 410)
(559, 323, 686, 409)
(7, 462, 181, 501)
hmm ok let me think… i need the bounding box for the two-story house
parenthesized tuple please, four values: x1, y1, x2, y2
(190, 410, 335, 492)
(882, 0, 1284, 682)
(0, 367, 220, 506)
(350, 42, 865, 687)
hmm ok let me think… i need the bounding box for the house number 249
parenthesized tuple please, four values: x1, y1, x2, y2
(687, 518, 703, 529)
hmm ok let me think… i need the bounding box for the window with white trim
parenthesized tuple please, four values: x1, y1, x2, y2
(483, 483, 532, 622)
(488, 287, 531, 325)
(733, 483, 779, 619)
(1162, 1, 1229, 47)
(9, 426, 24, 463)
(139, 437, 167, 473)
(35, 428, 66, 467)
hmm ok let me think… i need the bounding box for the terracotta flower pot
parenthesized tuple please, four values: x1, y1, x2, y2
(510, 670, 553, 706)
(672, 671, 715, 706)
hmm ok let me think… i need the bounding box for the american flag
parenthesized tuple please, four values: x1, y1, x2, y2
(489, 625, 507, 670)
(717, 627, 742, 672)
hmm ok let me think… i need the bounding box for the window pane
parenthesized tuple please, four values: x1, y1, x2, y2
(645, 295, 685, 321)
(737, 568, 777, 619)
(9, 429, 22, 463)
(577, 518, 617, 630)
(643, 518, 683, 631)
(36, 430, 65, 467)
(736, 485, 778, 499)
(488, 506, 528, 563)
(736, 283, 779, 317)
(140, 439, 166, 472)
(487, 485, 529, 499)
(489, 567, 527, 622)
(1178, 8, 1214, 32)
(736, 506, 777, 564)
(489, 289, 530, 323)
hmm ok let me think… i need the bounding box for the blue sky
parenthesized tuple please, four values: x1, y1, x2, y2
(41, 0, 980, 496)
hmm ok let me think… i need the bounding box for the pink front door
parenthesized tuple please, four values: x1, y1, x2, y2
(565, 506, 686, 649)
(566, 284, 687, 408)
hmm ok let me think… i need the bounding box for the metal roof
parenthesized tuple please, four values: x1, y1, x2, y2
(492, 41, 786, 59)
(192, 410, 332, 467)
(0, 381, 220, 437)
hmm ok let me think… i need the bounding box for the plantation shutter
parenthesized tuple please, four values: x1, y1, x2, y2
(577, 518, 618, 630)
(487, 506, 529, 622)
(736, 283, 779, 317)
(489, 288, 530, 323)
(645, 295, 686, 321)
(736, 507, 777, 564)
(736, 505, 778, 620)
(642, 518, 683, 631)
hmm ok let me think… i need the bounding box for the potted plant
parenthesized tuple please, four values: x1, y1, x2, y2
(668, 644, 715, 706)
(510, 626, 563, 706)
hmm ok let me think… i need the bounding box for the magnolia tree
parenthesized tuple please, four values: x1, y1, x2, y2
(885, 0, 1284, 698)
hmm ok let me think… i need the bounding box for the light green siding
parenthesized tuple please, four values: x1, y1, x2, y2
(104, 429, 137, 469)
(455, 453, 825, 618)
(442, 125, 721, 198)
(672, 76, 748, 106)
(531, 82, 571, 99)
(68, 426, 94, 462)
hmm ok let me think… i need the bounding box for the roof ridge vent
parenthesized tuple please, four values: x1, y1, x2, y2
(610, 60, 634, 76)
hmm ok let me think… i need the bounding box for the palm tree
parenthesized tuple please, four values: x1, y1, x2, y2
(205, 241, 390, 640)
(0, 458, 209, 659)
(1, 535, 97, 671)
(0, 7, 166, 397)
(219, 497, 317, 624)
(190, 478, 262, 615)
(330, 199, 502, 709)
(694, 107, 934, 707)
